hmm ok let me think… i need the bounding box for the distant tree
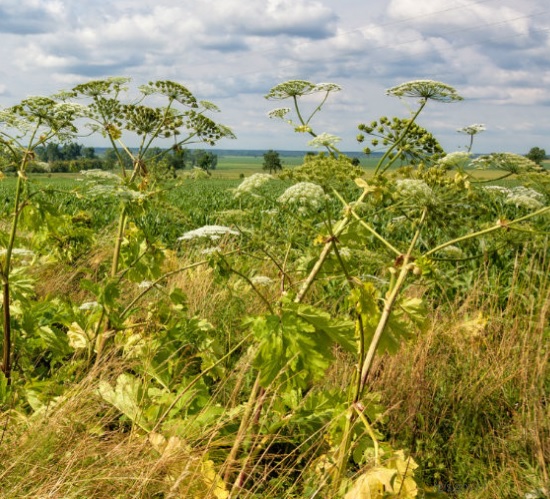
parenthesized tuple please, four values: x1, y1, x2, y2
(195, 150, 218, 172)
(263, 149, 282, 173)
(525, 147, 547, 165)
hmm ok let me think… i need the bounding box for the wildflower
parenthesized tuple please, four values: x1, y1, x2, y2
(250, 275, 273, 286)
(178, 225, 239, 241)
(394, 179, 433, 200)
(138, 280, 154, 289)
(79, 301, 99, 310)
(457, 124, 486, 135)
(277, 182, 326, 212)
(482, 185, 512, 196)
(308, 133, 342, 149)
(267, 108, 291, 119)
(386, 80, 463, 103)
(234, 173, 273, 198)
(438, 151, 471, 169)
(265, 80, 340, 100)
(0, 248, 34, 257)
(200, 246, 222, 255)
(505, 186, 545, 210)
(473, 153, 540, 173)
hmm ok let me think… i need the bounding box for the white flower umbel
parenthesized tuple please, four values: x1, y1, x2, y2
(438, 151, 471, 169)
(457, 124, 486, 135)
(395, 179, 433, 201)
(308, 133, 342, 149)
(277, 182, 326, 213)
(178, 225, 239, 241)
(79, 301, 100, 311)
(0, 248, 34, 257)
(505, 186, 545, 210)
(250, 275, 273, 286)
(234, 173, 273, 198)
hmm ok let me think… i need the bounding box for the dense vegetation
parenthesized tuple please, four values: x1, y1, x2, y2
(0, 77, 548, 498)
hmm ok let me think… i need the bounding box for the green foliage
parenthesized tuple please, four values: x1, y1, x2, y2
(263, 149, 283, 173)
(279, 152, 364, 192)
(525, 146, 547, 166)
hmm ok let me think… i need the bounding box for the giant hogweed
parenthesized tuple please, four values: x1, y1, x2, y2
(0, 96, 83, 382)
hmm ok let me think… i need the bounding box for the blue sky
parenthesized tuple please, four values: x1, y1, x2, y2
(0, 0, 549, 154)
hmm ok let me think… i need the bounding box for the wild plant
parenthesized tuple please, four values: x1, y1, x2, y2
(215, 78, 550, 496)
(0, 96, 84, 383)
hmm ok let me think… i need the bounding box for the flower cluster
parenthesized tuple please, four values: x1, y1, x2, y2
(394, 179, 433, 202)
(250, 275, 273, 286)
(386, 80, 463, 103)
(234, 173, 273, 198)
(457, 124, 486, 135)
(178, 225, 239, 241)
(277, 182, 326, 213)
(308, 133, 342, 149)
(472, 153, 541, 173)
(438, 151, 471, 169)
(483, 185, 546, 210)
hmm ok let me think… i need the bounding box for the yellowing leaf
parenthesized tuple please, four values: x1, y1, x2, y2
(345, 467, 397, 498)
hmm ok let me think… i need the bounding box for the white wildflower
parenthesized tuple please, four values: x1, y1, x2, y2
(386, 80, 463, 103)
(395, 179, 433, 201)
(308, 133, 342, 149)
(80, 169, 121, 181)
(178, 225, 239, 241)
(234, 173, 273, 198)
(438, 151, 471, 169)
(79, 301, 99, 311)
(457, 124, 486, 135)
(0, 248, 34, 257)
(250, 275, 273, 286)
(138, 280, 154, 289)
(277, 182, 326, 211)
(337, 247, 352, 260)
(483, 185, 512, 196)
(200, 246, 222, 255)
(505, 186, 545, 210)
(267, 108, 291, 119)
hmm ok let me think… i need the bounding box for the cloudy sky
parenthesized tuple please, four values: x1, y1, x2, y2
(1, 0, 549, 154)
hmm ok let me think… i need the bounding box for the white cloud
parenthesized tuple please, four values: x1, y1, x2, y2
(0, 0, 548, 153)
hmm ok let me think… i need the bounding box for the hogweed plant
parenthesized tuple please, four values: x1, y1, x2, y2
(69, 77, 234, 362)
(0, 96, 84, 382)
(238, 77, 550, 496)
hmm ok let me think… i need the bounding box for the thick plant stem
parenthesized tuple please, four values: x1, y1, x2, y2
(111, 206, 128, 277)
(294, 190, 369, 303)
(359, 209, 426, 392)
(2, 282, 11, 383)
(374, 100, 427, 176)
(223, 373, 262, 485)
(333, 210, 426, 494)
(1, 173, 25, 382)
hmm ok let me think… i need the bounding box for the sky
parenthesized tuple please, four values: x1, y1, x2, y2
(0, 0, 549, 154)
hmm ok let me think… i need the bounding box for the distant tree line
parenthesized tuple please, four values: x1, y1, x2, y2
(0, 142, 219, 174)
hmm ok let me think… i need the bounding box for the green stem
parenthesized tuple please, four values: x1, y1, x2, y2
(424, 205, 550, 258)
(111, 206, 128, 277)
(294, 190, 369, 303)
(224, 373, 262, 484)
(374, 100, 427, 176)
(359, 209, 426, 392)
